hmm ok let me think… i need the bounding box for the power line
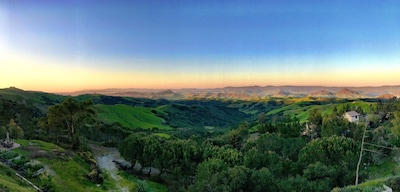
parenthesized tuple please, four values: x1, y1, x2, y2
(364, 142, 398, 151)
(355, 115, 399, 186)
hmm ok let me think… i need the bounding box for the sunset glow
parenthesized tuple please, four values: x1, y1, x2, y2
(1, 1, 400, 92)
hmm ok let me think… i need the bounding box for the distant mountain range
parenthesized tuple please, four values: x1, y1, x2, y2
(58, 85, 400, 100)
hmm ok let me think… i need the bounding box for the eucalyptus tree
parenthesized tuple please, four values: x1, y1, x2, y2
(46, 97, 95, 148)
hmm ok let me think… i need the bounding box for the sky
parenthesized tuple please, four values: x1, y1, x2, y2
(1, 0, 400, 92)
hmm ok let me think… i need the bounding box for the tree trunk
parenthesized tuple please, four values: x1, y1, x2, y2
(139, 164, 144, 173)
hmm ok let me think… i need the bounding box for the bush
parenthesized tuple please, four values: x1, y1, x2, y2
(134, 180, 149, 192)
(24, 163, 44, 173)
(0, 183, 10, 192)
(78, 151, 104, 184)
(386, 176, 400, 191)
(87, 169, 104, 184)
(0, 151, 18, 160)
(11, 156, 29, 169)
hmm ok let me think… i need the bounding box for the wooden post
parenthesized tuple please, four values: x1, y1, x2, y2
(15, 172, 43, 192)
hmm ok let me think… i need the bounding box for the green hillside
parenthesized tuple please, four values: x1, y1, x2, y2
(0, 87, 65, 106)
(94, 104, 171, 130)
(266, 99, 374, 123)
(156, 101, 250, 128)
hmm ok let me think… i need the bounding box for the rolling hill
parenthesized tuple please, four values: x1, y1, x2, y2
(61, 85, 400, 100)
(0, 87, 252, 131)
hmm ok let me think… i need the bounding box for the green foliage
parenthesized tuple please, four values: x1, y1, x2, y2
(6, 119, 24, 139)
(157, 101, 250, 128)
(385, 176, 400, 191)
(248, 133, 307, 161)
(303, 162, 338, 190)
(299, 136, 359, 167)
(244, 148, 283, 174)
(11, 155, 29, 169)
(204, 145, 242, 167)
(308, 108, 323, 126)
(0, 151, 19, 160)
(0, 119, 24, 139)
(135, 180, 150, 192)
(0, 164, 34, 192)
(45, 97, 95, 148)
(190, 159, 251, 192)
(298, 136, 360, 188)
(249, 167, 277, 192)
(77, 151, 104, 184)
(119, 133, 146, 164)
(390, 111, 400, 145)
(277, 174, 309, 192)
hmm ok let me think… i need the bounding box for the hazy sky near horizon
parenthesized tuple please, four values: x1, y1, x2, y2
(1, 0, 400, 92)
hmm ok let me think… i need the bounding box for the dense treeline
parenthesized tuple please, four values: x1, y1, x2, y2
(118, 98, 400, 191)
(119, 123, 359, 191)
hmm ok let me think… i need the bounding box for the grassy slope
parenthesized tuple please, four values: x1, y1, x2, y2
(266, 100, 373, 123)
(337, 155, 400, 191)
(15, 140, 105, 192)
(118, 171, 168, 192)
(0, 164, 35, 192)
(0, 87, 64, 105)
(94, 104, 171, 130)
(13, 139, 168, 192)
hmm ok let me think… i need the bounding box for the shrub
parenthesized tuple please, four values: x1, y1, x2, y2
(0, 151, 18, 160)
(11, 156, 29, 169)
(87, 169, 104, 184)
(386, 176, 400, 191)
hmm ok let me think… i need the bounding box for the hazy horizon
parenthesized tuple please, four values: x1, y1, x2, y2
(1, 1, 400, 92)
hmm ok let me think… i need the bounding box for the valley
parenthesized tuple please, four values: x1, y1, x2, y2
(0, 86, 400, 191)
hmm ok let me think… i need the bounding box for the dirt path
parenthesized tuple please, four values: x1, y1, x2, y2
(90, 145, 129, 192)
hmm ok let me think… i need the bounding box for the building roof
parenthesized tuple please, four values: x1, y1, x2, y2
(345, 111, 360, 117)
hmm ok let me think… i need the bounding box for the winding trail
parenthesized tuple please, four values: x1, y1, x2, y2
(90, 145, 129, 192)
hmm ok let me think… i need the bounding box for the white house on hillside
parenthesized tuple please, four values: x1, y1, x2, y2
(344, 111, 360, 123)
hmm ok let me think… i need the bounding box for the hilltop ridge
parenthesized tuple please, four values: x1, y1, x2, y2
(57, 85, 400, 100)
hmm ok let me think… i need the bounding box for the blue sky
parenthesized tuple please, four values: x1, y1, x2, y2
(1, 0, 400, 91)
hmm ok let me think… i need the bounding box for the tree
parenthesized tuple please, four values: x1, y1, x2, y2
(391, 111, 400, 142)
(307, 109, 323, 139)
(244, 148, 284, 176)
(308, 109, 323, 127)
(119, 133, 146, 166)
(321, 122, 338, 138)
(4, 119, 24, 139)
(299, 136, 359, 167)
(203, 144, 242, 167)
(303, 162, 337, 191)
(257, 112, 266, 125)
(189, 159, 251, 192)
(298, 136, 359, 187)
(46, 98, 95, 148)
(250, 168, 277, 192)
(141, 135, 165, 176)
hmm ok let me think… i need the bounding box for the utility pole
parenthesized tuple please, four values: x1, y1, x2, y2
(355, 115, 367, 186)
(355, 115, 399, 186)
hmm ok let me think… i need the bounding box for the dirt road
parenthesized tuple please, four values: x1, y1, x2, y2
(90, 145, 129, 192)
